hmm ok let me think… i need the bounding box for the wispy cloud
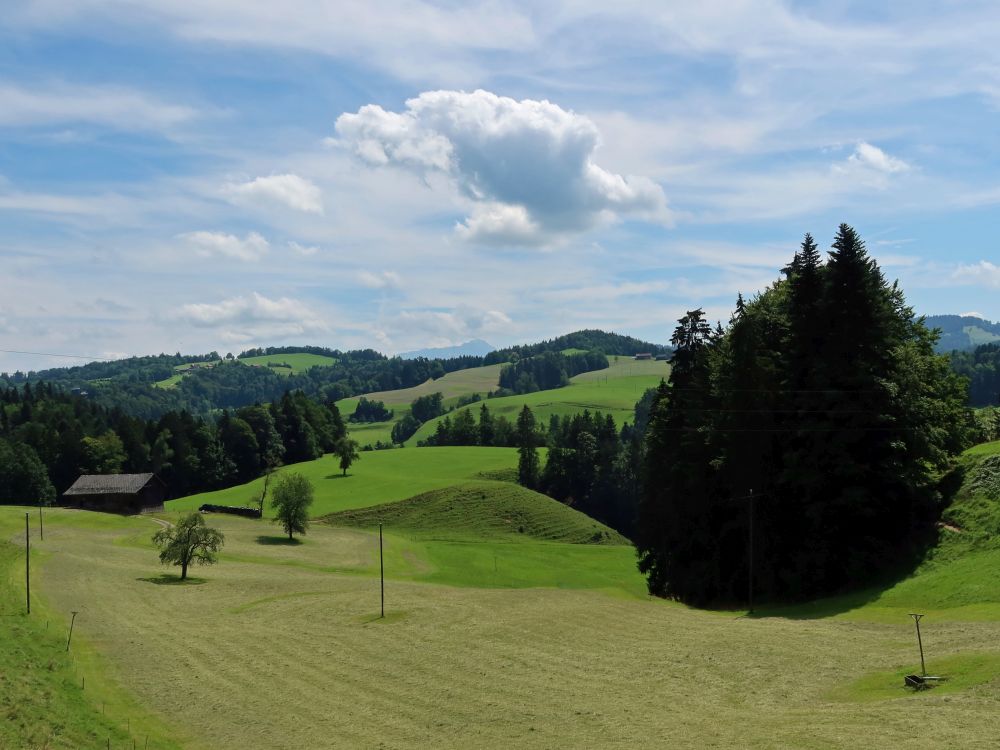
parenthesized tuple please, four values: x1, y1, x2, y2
(0, 81, 197, 130)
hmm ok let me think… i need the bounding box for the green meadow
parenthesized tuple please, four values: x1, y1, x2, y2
(406, 357, 668, 444)
(335, 357, 667, 448)
(155, 353, 338, 389)
(2, 435, 999, 748)
(169, 446, 527, 517)
(337, 363, 506, 446)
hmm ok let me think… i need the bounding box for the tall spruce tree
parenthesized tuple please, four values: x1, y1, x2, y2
(636, 309, 719, 602)
(638, 228, 971, 604)
(516, 405, 540, 489)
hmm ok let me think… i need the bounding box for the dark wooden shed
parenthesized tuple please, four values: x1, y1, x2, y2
(61, 473, 167, 515)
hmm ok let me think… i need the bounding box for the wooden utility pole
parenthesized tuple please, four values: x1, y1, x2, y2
(25, 513, 30, 614)
(909, 613, 926, 676)
(747, 489, 754, 614)
(66, 611, 79, 652)
(379, 523, 385, 618)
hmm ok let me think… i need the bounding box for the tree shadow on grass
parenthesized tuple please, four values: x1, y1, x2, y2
(255, 535, 303, 546)
(137, 575, 207, 585)
(324, 474, 350, 480)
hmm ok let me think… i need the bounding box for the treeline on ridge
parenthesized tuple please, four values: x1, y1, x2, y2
(0, 331, 663, 420)
(0, 383, 348, 504)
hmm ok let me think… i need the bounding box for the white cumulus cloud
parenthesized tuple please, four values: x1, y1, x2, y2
(847, 142, 910, 174)
(224, 173, 323, 214)
(173, 292, 328, 338)
(952, 261, 1000, 289)
(334, 89, 670, 245)
(834, 141, 910, 178)
(179, 230, 269, 261)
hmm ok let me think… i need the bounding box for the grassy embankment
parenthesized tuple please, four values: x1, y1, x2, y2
(4, 439, 1000, 748)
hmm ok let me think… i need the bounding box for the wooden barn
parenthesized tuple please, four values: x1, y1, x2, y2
(62, 473, 167, 515)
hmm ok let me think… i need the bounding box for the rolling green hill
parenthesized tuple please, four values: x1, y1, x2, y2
(155, 352, 338, 389)
(337, 363, 506, 445)
(925, 314, 1000, 352)
(169, 446, 527, 517)
(322, 482, 628, 545)
(407, 356, 668, 444)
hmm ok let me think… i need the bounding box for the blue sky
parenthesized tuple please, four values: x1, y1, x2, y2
(2, 1, 1000, 372)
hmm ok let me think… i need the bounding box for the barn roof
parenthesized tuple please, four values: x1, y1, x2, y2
(64, 473, 161, 496)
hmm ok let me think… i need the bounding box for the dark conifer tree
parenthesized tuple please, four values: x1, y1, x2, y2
(516, 405, 540, 489)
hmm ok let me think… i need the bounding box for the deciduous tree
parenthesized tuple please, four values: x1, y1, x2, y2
(152, 512, 224, 581)
(271, 473, 314, 540)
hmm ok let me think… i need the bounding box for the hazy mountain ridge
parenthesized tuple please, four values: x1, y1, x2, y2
(399, 339, 495, 359)
(924, 314, 1000, 352)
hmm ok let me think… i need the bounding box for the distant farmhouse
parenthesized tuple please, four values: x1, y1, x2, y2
(634, 353, 653, 360)
(62, 473, 167, 515)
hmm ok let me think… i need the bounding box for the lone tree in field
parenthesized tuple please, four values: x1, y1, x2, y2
(271, 472, 314, 540)
(152, 512, 225, 581)
(335, 437, 360, 476)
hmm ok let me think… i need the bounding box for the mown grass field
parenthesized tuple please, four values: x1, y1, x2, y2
(0, 510, 181, 749)
(169, 446, 526, 518)
(406, 357, 668, 445)
(3, 434, 1000, 748)
(4, 494, 1000, 749)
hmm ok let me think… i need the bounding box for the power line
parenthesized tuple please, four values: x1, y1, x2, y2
(659, 425, 920, 433)
(0, 349, 112, 361)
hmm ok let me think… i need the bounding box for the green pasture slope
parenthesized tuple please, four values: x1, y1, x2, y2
(154, 352, 337, 389)
(407, 356, 668, 445)
(4, 436, 1000, 747)
(170, 446, 526, 517)
(337, 363, 505, 446)
(324, 482, 628, 545)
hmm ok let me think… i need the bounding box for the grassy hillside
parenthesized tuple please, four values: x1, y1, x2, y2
(759, 439, 1000, 623)
(238, 351, 338, 373)
(169, 446, 525, 517)
(155, 352, 337, 389)
(337, 363, 505, 446)
(407, 356, 668, 445)
(0, 510, 180, 749)
(338, 363, 505, 410)
(323, 482, 628, 545)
